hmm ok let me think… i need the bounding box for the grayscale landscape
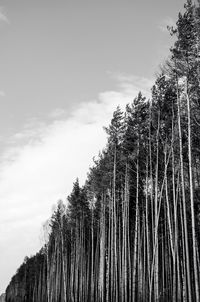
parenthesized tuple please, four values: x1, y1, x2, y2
(1, 0, 200, 301)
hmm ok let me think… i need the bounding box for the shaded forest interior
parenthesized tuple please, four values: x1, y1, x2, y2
(5, 1, 200, 301)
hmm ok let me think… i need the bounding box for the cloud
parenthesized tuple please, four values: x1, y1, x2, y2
(0, 74, 153, 293)
(108, 71, 153, 99)
(159, 17, 176, 33)
(0, 7, 9, 24)
(48, 108, 66, 119)
(0, 90, 5, 97)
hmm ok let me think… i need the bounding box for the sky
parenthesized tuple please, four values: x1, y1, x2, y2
(0, 0, 187, 294)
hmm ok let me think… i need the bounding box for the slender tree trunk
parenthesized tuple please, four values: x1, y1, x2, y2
(132, 142, 139, 302)
(60, 218, 67, 302)
(99, 194, 106, 302)
(176, 70, 192, 302)
(186, 88, 199, 302)
(113, 145, 118, 302)
(145, 156, 150, 299)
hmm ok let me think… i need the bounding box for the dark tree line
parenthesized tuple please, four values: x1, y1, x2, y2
(5, 1, 200, 301)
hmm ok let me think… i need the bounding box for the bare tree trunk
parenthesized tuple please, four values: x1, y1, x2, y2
(186, 88, 199, 302)
(113, 146, 118, 302)
(60, 217, 67, 302)
(99, 194, 106, 302)
(176, 71, 192, 302)
(145, 156, 150, 300)
(132, 143, 139, 302)
(180, 200, 187, 302)
(91, 200, 94, 301)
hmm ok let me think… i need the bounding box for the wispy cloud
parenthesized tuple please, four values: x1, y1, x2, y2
(0, 90, 5, 97)
(48, 108, 66, 119)
(0, 74, 153, 292)
(110, 72, 153, 99)
(0, 7, 9, 24)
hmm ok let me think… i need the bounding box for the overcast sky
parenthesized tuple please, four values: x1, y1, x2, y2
(0, 0, 186, 293)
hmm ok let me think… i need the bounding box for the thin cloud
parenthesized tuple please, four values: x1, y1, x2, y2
(0, 74, 153, 292)
(48, 108, 66, 119)
(0, 7, 9, 24)
(0, 90, 6, 97)
(108, 71, 153, 99)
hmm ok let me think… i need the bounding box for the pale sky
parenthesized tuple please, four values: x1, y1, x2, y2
(0, 0, 186, 294)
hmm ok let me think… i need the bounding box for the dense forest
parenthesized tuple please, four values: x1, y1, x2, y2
(5, 1, 200, 301)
